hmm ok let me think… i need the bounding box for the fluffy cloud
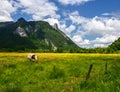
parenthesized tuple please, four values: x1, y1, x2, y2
(0, 0, 60, 27)
(18, 0, 59, 20)
(95, 35, 117, 44)
(92, 35, 118, 48)
(44, 18, 59, 26)
(0, 0, 17, 22)
(0, 11, 13, 22)
(102, 13, 111, 16)
(102, 11, 120, 19)
(72, 35, 83, 43)
(82, 17, 120, 37)
(72, 35, 90, 48)
(58, 0, 93, 5)
(65, 25, 76, 35)
(67, 11, 120, 48)
(112, 12, 120, 19)
(69, 11, 89, 24)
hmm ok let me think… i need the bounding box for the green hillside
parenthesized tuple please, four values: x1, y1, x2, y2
(0, 18, 79, 52)
(108, 37, 120, 52)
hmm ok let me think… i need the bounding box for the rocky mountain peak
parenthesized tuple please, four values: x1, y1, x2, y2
(53, 23, 59, 31)
(17, 17, 26, 22)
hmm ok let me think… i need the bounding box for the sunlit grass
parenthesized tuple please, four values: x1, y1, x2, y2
(0, 53, 120, 92)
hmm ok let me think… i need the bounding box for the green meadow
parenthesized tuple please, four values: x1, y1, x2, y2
(0, 53, 120, 92)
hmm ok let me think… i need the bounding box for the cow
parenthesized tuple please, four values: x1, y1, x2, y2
(27, 53, 37, 62)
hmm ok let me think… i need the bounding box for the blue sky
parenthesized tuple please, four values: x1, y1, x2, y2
(0, 0, 120, 48)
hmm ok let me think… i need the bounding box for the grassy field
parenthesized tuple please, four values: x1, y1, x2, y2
(0, 53, 120, 92)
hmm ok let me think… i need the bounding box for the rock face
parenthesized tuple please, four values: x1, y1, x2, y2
(53, 23, 59, 31)
(14, 26, 27, 37)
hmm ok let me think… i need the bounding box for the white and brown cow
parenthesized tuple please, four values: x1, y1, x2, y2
(27, 53, 37, 62)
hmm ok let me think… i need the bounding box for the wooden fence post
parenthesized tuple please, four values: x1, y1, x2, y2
(86, 64, 93, 81)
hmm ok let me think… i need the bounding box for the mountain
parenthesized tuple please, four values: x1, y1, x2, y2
(0, 18, 79, 52)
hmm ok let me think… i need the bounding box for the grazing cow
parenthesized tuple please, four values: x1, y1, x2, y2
(27, 53, 37, 62)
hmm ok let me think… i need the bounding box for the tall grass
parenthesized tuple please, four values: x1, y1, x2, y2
(0, 53, 120, 92)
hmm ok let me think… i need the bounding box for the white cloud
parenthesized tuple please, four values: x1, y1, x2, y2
(102, 12, 120, 19)
(101, 13, 111, 16)
(72, 34, 118, 48)
(19, 0, 59, 20)
(44, 18, 59, 26)
(94, 35, 117, 44)
(0, 11, 13, 22)
(0, 0, 59, 22)
(69, 11, 89, 24)
(0, 0, 16, 13)
(94, 44, 106, 48)
(72, 35, 90, 48)
(82, 17, 116, 37)
(91, 35, 117, 48)
(65, 25, 76, 35)
(82, 39, 90, 45)
(72, 35, 83, 43)
(58, 0, 93, 5)
(112, 11, 120, 19)
(67, 11, 120, 48)
(0, 0, 17, 22)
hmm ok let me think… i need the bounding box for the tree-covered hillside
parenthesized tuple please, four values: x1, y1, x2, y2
(108, 37, 120, 52)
